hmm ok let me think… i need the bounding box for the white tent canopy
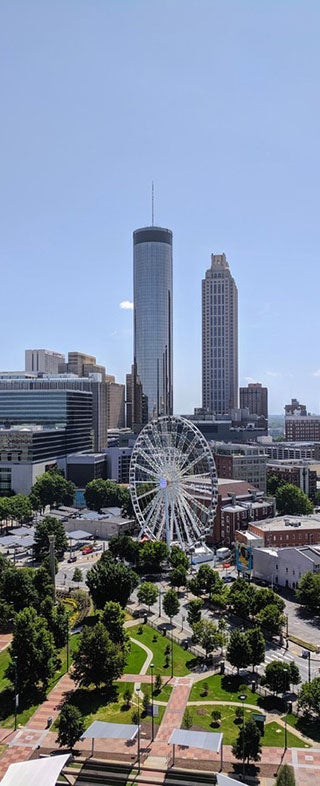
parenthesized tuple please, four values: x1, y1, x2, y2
(169, 729, 223, 769)
(68, 529, 93, 540)
(0, 754, 70, 786)
(216, 774, 243, 786)
(81, 721, 139, 756)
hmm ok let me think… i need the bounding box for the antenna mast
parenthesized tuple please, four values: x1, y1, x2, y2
(152, 181, 154, 226)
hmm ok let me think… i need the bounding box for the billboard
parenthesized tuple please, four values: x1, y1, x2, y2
(236, 542, 253, 574)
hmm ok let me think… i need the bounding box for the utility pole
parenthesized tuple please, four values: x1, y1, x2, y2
(13, 656, 18, 731)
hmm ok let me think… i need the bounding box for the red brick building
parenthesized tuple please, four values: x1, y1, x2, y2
(212, 478, 275, 546)
(236, 515, 320, 549)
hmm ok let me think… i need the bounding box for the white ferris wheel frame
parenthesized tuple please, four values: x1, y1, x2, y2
(129, 415, 218, 550)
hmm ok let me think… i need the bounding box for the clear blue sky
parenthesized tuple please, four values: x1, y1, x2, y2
(1, 0, 320, 415)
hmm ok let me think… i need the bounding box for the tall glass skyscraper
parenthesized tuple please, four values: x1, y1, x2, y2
(202, 253, 238, 415)
(132, 226, 173, 425)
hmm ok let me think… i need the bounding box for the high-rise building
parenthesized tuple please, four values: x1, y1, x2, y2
(202, 253, 238, 416)
(240, 382, 268, 419)
(25, 349, 65, 375)
(106, 376, 125, 429)
(132, 226, 173, 426)
(59, 352, 106, 379)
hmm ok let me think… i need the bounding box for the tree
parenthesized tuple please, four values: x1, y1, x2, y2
(232, 718, 262, 766)
(256, 604, 285, 636)
(163, 588, 180, 621)
(9, 494, 33, 523)
(262, 660, 300, 694)
(108, 535, 140, 565)
(275, 483, 313, 515)
(252, 587, 285, 615)
(137, 582, 158, 611)
(143, 689, 150, 712)
(101, 601, 127, 647)
(187, 598, 203, 627)
(228, 577, 256, 618)
(196, 564, 223, 597)
(120, 488, 135, 518)
(298, 676, 320, 718)
(86, 553, 139, 609)
(192, 619, 222, 658)
(246, 628, 265, 672)
(267, 474, 286, 496)
(30, 471, 75, 510)
(211, 710, 221, 726)
(72, 622, 125, 687)
(72, 567, 83, 583)
(170, 565, 187, 590)
(296, 572, 320, 614)
(34, 516, 68, 562)
(227, 629, 252, 673)
(183, 708, 193, 729)
(57, 703, 84, 750)
(155, 673, 162, 693)
(139, 541, 169, 573)
(123, 687, 132, 707)
(170, 545, 189, 570)
(1, 567, 39, 613)
(276, 764, 296, 786)
(6, 607, 56, 695)
(84, 479, 124, 512)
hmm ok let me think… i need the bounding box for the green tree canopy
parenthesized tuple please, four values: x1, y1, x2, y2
(251, 587, 285, 615)
(169, 545, 189, 570)
(227, 577, 256, 618)
(72, 567, 83, 583)
(187, 598, 203, 627)
(196, 564, 224, 596)
(298, 676, 320, 718)
(101, 600, 127, 647)
(57, 703, 85, 750)
(72, 622, 125, 687)
(163, 588, 180, 620)
(296, 572, 320, 614)
(232, 718, 262, 765)
(34, 516, 68, 562)
(227, 629, 252, 673)
(192, 619, 222, 657)
(8, 495, 33, 523)
(1, 567, 39, 613)
(275, 483, 313, 515)
(109, 535, 140, 565)
(170, 564, 187, 589)
(262, 660, 300, 694)
(139, 540, 169, 572)
(84, 479, 125, 512)
(86, 553, 139, 609)
(137, 582, 158, 610)
(6, 607, 56, 695)
(30, 470, 75, 510)
(267, 474, 286, 496)
(276, 764, 296, 786)
(246, 627, 266, 671)
(256, 604, 285, 636)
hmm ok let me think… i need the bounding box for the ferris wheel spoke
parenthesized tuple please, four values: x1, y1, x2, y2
(180, 480, 213, 501)
(135, 486, 158, 503)
(180, 494, 202, 541)
(179, 450, 209, 476)
(148, 494, 164, 537)
(175, 494, 197, 546)
(133, 459, 158, 480)
(144, 491, 164, 527)
(137, 446, 161, 474)
(179, 487, 212, 517)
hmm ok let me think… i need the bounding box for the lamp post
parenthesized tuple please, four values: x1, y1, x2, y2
(13, 656, 18, 731)
(158, 588, 163, 617)
(66, 615, 70, 672)
(150, 663, 154, 742)
(239, 693, 247, 780)
(307, 651, 311, 683)
(283, 668, 289, 751)
(171, 628, 174, 679)
(137, 687, 141, 771)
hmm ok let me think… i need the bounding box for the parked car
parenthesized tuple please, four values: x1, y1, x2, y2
(68, 555, 77, 563)
(82, 545, 93, 555)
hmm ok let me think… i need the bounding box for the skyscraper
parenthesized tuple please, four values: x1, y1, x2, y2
(202, 253, 238, 415)
(240, 382, 268, 419)
(132, 226, 173, 426)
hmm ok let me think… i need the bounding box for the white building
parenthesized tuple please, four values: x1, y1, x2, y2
(25, 349, 65, 375)
(253, 545, 320, 589)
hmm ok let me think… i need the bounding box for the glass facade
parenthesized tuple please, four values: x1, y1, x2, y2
(133, 226, 173, 424)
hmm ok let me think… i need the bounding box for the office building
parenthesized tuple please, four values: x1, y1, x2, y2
(212, 478, 275, 546)
(132, 225, 173, 426)
(237, 514, 320, 549)
(0, 375, 107, 452)
(240, 383, 268, 420)
(213, 442, 268, 492)
(266, 460, 317, 500)
(265, 442, 320, 461)
(202, 253, 238, 415)
(25, 349, 65, 375)
(106, 377, 125, 429)
(285, 398, 307, 416)
(59, 351, 106, 379)
(285, 415, 320, 442)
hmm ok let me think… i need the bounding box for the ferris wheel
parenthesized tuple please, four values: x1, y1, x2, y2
(129, 415, 218, 549)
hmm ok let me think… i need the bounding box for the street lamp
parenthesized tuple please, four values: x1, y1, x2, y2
(150, 663, 154, 742)
(158, 588, 163, 617)
(13, 656, 18, 731)
(283, 668, 289, 751)
(171, 629, 174, 679)
(239, 693, 247, 780)
(136, 687, 141, 771)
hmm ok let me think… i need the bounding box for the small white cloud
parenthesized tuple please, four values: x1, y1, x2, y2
(313, 369, 320, 377)
(266, 371, 282, 378)
(244, 376, 256, 383)
(120, 300, 133, 310)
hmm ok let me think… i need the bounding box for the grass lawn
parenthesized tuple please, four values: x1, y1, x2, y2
(65, 682, 135, 727)
(153, 683, 172, 703)
(0, 649, 10, 692)
(129, 624, 196, 676)
(0, 744, 7, 759)
(185, 704, 308, 748)
(189, 674, 259, 705)
(285, 712, 320, 743)
(124, 641, 147, 674)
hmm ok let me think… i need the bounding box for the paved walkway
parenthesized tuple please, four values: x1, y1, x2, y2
(0, 633, 11, 653)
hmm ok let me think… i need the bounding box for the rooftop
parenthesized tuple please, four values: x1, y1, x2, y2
(251, 514, 320, 532)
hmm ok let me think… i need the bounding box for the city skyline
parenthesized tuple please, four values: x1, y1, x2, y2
(1, 1, 320, 414)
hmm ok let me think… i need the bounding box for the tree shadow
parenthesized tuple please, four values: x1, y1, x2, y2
(66, 684, 119, 716)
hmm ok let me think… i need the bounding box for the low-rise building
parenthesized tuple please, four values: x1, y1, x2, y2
(236, 514, 320, 549)
(252, 545, 320, 589)
(285, 415, 320, 442)
(266, 459, 317, 500)
(213, 442, 268, 492)
(212, 478, 275, 546)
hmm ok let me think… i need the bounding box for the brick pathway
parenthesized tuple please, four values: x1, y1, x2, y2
(0, 633, 11, 653)
(25, 673, 74, 731)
